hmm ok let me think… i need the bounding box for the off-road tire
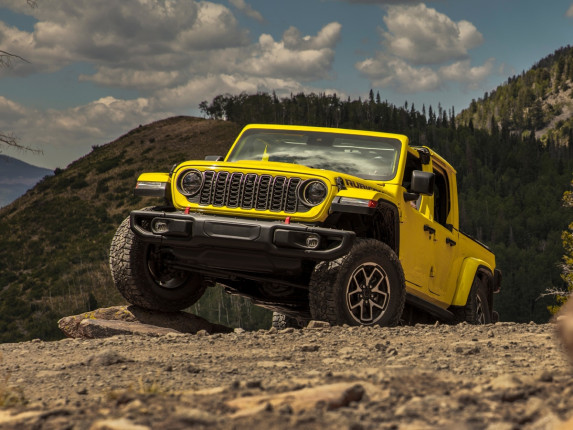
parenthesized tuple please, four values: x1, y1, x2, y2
(109, 215, 208, 312)
(457, 276, 492, 324)
(309, 238, 406, 326)
(271, 312, 302, 330)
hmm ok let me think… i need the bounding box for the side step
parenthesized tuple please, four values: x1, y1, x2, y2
(406, 293, 456, 323)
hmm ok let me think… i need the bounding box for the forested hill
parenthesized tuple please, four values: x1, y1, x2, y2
(199, 89, 573, 324)
(458, 46, 573, 147)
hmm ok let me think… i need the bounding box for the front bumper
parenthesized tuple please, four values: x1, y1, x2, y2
(130, 210, 355, 273)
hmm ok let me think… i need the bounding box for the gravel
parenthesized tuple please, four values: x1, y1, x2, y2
(1, 322, 572, 429)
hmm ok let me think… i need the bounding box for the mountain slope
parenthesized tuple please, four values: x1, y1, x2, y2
(0, 116, 243, 342)
(0, 155, 53, 207)
(458, 45, 573, 147)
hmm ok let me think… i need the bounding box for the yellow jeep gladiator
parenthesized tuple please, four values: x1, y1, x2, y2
(110, 124, 501, 327)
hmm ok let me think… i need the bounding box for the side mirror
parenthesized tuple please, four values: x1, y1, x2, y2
(410, 170, 434, 195)
(205, 155, 224, 161)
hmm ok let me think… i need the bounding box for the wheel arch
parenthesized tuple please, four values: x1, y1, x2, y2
(324, 198, 400, 255)
(451, 258, 495, 309)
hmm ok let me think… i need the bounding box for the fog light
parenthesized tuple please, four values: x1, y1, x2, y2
(305, 234, 320, 249)
(152, 219, 169, 234)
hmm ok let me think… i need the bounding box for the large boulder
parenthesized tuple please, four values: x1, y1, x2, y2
(58, 305, 233, 339)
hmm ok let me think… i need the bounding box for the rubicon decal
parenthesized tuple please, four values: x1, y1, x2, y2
(344, 179, 379, 191)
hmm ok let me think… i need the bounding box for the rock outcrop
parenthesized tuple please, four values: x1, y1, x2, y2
(57, 305, 233, 339)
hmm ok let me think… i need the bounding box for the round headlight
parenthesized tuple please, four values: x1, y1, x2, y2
(300, 180, 328, 206)
(178, 170, 203, 196)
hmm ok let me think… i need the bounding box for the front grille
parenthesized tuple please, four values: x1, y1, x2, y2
(188, 170, 306, 213)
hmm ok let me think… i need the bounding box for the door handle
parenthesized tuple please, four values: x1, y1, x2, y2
(423, 224, 436, 235)
(446, 238, 457, 247)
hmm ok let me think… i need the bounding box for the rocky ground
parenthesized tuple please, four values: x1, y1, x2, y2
(1, 307, 573, 430)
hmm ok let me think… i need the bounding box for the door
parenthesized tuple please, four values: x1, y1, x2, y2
(399, 150, 435, 292)
(428, 164, 462, 300)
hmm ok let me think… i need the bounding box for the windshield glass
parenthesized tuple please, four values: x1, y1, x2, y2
(227, 129, 402, 181)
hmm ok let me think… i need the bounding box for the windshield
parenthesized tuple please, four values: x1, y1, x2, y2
(227, 129, 402, 181)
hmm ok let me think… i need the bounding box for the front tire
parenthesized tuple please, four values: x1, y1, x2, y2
(109, 216, 208, 312)
(309, 239, 406, 326)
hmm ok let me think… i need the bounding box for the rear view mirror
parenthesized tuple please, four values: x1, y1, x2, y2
(410, 170, 435, 196)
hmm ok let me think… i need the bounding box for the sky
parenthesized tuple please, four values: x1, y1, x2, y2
(1, 0, 573, 169)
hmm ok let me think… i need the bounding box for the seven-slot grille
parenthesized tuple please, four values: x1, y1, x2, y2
(187, 170, 308, 213)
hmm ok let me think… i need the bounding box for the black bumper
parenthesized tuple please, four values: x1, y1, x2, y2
(130, 210, 355, 273)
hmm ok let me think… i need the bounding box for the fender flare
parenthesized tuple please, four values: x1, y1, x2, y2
(451, 258, 494, 307)
(134, 172, 172, 202)
(330, 196, 400, 254)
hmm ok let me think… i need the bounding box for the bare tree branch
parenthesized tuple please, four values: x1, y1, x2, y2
(0, 0, 37, 67)
(539, 287, 571, 299)
(0, 0, 40, 153)
(0, 49, 30, 68)
(0, 132, 42, 154)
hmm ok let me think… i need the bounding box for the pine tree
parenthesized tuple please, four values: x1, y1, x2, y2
(561, 180, 573, 292)
(548, 177, 573, 314)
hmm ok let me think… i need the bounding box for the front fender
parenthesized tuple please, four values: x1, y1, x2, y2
(451, 258, 494, 306)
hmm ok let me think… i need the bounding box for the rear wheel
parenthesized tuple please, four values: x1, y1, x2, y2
(109, 216, 208, 312)
(309, 239, 405, 326)
(457, 277, 492, 324)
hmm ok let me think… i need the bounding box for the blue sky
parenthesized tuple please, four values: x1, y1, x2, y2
(1, 0, 573, 169)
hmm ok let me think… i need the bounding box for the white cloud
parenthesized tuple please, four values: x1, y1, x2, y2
(176, 2, 249, 51)
(79, 68, 184, 91)
(1, 1, 340, 89)
(0, 21, 73, 75)
(356, 3, 492, 94)
(381, 3, 483, 65)
(240, 23, 341, 81)
(356, 54, 441, 92)
(153, 74, 316, 112)
(0, 96, 28, 121)
(0, 95, 172, 168)
(282, 22, 342, 50)
(0, 1, 344, 167)
(229, 0, 264, 22)
(0, 0, 247, 76)
(440, 58, 495, 89)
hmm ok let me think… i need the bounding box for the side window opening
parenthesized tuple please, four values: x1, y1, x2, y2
(402, 151, 423, 211)
(433, 167, 450, 227)
(402, 152, 422, 190)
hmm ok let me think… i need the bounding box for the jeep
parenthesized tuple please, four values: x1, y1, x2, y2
(109, 124, 501, 327)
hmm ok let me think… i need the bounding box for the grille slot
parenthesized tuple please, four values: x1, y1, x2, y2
(190, 170, 308, 213)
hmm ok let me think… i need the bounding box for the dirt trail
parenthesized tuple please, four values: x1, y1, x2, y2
(1, 321, 573, 429)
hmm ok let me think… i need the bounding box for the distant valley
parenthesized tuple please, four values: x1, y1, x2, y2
(0, 155, 53, 207)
